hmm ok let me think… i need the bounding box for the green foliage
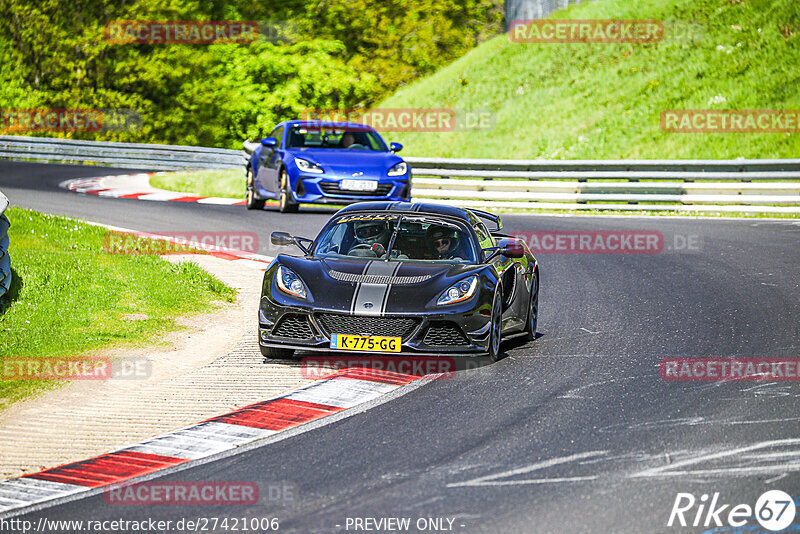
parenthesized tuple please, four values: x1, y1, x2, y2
(382, 0, 800, 159)
(292, 0, 503, 97)
(0, 0, 502, 148)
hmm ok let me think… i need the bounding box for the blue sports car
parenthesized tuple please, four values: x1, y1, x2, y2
(244, 120, 411, 212)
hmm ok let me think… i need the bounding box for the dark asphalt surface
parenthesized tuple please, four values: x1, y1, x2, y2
(3, 160, 800, 533)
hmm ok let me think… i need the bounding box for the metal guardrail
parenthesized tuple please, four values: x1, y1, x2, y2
(506, 0, 598, 29)
(0, 191, 11, 299)
(403, 157, 800, 175)
(404, 157, 800, 210)
(0, 135, 242, 170)
(1, 135, 799, 211)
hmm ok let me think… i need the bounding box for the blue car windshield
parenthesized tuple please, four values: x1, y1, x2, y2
(314, 214, 478, 263)
(286, 126, 387, 151)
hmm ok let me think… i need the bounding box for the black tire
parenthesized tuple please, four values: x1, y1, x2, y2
(523, 273, 539, 342)
(245, 167, 265, 210)
(278, 169, 299, 213)
(488, 290, 503, 362)
(260, 344, 295, 360)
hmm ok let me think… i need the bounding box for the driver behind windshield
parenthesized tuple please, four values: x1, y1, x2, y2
(350, 220, 391, 257)
(426, 225, 462, 260)
(340, 132, 355, 148)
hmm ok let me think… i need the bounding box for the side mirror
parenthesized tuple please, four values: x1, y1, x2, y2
(501, 244, 525, 258)
(498, 237, 525, 258)
(390, 142, 403, 153)
(271, 231, 313, 254)
(271, 231, 293, 246)
(261, 137, 278, 148)
(483, 239, 526, 262)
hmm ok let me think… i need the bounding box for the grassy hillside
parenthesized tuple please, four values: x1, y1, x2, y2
(381, 0, 800, 159)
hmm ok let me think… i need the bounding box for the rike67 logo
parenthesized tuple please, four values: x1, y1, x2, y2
(668, 490, 797, 531)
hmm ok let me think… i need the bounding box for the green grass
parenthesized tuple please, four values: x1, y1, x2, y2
(381, 0, 800, 159)
(150, 169, 244, 198)
(0, 208, 236, 408)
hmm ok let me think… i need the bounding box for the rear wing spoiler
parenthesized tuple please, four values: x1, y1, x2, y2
(470, 209, 503, 232)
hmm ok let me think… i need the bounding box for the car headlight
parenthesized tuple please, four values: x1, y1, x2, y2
(276, 265, 308, 299)
(388, 161, 408, 176)
(437, 275, 478, 306)
(295, 157, 323, 174)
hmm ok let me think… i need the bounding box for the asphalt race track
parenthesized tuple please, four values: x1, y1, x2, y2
(3, 160, 800, 533)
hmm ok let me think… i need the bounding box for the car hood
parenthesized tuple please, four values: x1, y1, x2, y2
(278, 255, 482, 314)
(288, 148, 403, 176)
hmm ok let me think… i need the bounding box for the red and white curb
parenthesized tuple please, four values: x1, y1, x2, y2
(0, 367, 426, 515)
(59, 174, 253, 206)
(97, 222, 272, 271)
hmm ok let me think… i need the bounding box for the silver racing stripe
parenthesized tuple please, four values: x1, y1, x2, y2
(380, 263, 401, 313)
(349, 260, 372, 315)
(351, 261, 402, 316)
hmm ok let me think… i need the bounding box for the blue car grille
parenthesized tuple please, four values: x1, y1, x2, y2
(319, 182, 394, 197)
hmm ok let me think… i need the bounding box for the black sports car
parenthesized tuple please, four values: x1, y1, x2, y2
(258, 202, 539, 361)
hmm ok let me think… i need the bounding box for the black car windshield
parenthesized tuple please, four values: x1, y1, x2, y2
(286, 126, 387, 151)
(314, 214, 478, 263)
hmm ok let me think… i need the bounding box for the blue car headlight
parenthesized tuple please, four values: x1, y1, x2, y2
(276, 265, 308, 299)
(437, 275, 478, 306)
(388, 162, 408, 177)
(295, 157, 324, 174)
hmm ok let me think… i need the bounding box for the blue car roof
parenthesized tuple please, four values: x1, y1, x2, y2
(281, 119, 378, 132)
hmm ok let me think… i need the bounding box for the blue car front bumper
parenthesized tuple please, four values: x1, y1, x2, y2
(291, 175, 411, 203)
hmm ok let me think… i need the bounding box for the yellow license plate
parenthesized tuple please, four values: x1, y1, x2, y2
(330, 334, 401, 352)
